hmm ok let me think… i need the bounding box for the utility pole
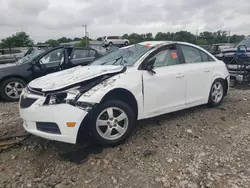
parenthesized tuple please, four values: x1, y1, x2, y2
(196, 30, 198, 44)
(83, 24, 88, 47)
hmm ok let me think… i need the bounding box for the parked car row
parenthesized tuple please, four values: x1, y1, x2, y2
(18, 41, 229, 146)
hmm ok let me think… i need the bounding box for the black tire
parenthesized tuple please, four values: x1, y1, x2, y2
(88, 100, 136, 147)
(108, 42, 113, 46)
(229, 77, 236, 88)
(208, 78, 225, 107)
(124, 41, 128, 46)
(0, 78, 26, 102)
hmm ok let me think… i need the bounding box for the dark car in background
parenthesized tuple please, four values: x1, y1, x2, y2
(207, 43, 234, 55)
(0, 46, 102, 101)
(216, 37, 250, 65)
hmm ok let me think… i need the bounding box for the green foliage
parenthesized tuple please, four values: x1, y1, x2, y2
(0, 30, 247, 49)
(74, 40, 88, 47)
(0, 31, 33, 48)
(124, 30, 247, 45)
(45, 39, 59, 47)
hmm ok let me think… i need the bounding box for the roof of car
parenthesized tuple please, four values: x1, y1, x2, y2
(138, 41, 173, 47)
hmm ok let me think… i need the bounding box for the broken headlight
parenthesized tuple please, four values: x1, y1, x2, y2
(44, 89, 96, 112)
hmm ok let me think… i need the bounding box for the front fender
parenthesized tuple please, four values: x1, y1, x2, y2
(77, 74, 121, 103)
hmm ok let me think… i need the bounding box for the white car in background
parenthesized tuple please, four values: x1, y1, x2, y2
(102, 36, 130, 47)
(19, 41, 229, 146)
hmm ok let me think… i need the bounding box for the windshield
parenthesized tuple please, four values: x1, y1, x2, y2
(90, 44, 152, 66)
(16, 50, 44, 64)
(236, 38, 250, 48)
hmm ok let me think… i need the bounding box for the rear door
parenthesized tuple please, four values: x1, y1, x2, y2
(70, 48, 96, 66)
(178, 44, 214, 105)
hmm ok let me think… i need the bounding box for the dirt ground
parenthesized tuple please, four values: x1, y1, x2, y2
(1, 88, 250, 188)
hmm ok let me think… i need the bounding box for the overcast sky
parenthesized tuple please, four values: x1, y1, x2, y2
(0, 0, 249, 42)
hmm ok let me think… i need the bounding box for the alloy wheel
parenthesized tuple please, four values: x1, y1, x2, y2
(5, 82, 24, 99)
(96, 107, 129, 141)
(211, 82, 224, 103)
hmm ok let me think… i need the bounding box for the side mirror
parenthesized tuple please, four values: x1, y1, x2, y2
(145, 58, 156, 74)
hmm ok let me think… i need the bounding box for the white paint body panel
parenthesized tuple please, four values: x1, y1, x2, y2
(19, 41, 230, 144)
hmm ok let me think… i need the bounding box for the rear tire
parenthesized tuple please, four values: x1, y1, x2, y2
(124, 41, 128, 46)
(0, 78, 26, 102)
(88, 100, 136, 147)
(229, 77, 236, 88)
(208, 79, 225, 107)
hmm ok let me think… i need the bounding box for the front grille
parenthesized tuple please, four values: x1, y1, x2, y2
(20, 96, 37, 108)
(36, 122, 61, 134)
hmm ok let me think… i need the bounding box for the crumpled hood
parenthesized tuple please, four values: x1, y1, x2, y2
(29, 65, 125, 92)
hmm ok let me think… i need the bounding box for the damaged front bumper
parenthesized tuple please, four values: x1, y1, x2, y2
(19, 88, 92, 144)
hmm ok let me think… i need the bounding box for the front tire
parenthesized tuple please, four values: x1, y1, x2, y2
(88, 100, 136, 146)
(0, 78, 26, 102)
(124, 41, 128, 46)
(208, 79, 225, 107)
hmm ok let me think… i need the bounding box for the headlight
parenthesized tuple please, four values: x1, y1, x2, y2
(44, 89, 96, 112)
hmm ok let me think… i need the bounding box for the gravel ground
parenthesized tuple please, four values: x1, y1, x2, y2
(1, 88, 250, 188)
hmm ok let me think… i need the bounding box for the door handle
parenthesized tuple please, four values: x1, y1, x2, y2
(204, 68, 210, 73)
(176, 73, 184, 78)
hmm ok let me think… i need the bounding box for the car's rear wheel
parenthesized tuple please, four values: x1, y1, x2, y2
(124, 41, 128, 46)
(208, 79, 225, 107)
(0, 78, 26, 102)
(229, 77, 236, 87)
(88, 100, 135, 146)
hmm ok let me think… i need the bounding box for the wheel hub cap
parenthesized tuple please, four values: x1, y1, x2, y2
(96, 107, 129, 141)
(212, 82, 223, 103)
(5, 82, 24, 99)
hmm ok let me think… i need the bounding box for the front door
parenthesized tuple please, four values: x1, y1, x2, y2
(142, 44, 186, 118)
(32, 48, 64, 78)
(178, 44, 213, 105)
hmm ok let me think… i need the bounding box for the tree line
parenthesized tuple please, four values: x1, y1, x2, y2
(0, 30, 247, 49)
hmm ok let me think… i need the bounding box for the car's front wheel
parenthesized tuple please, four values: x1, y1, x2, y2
(208, 79, 225, 107)
(0, 78, 26, 102)
(88, 100, 135, 146)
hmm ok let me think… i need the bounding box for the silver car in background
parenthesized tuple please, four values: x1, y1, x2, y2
(102, 36, 130, 47)
(0, 48, 26, 64)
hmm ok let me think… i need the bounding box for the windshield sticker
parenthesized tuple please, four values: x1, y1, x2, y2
(172, 52, 177, 59)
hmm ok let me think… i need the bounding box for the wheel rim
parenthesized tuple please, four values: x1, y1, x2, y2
(96, 107, 129, 141)
(5, 82, 24, 99)
(211, 82, 224, 103)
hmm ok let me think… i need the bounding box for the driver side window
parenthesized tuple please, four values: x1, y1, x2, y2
(148, 48, 179, 68)
(39, 49, 62, 64)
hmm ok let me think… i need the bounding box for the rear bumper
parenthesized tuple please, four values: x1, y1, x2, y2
(19, 94, 88, 144)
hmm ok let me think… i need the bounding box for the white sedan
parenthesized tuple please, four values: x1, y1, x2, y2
(19, 41, 230, 146)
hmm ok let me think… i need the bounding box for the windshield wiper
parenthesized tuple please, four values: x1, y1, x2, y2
(112, 56, 123, 65)
(100, 56, 124, 65)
